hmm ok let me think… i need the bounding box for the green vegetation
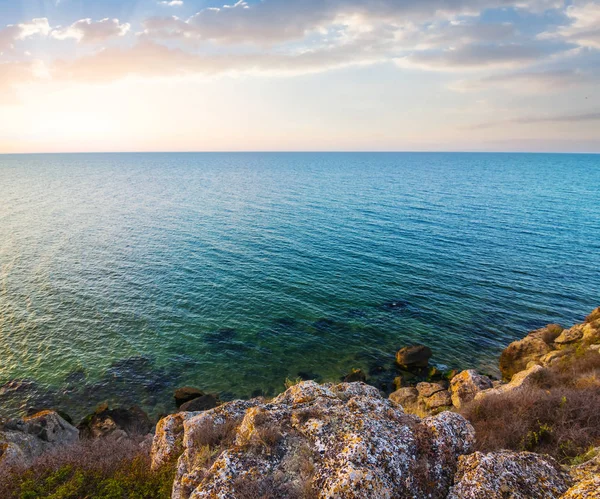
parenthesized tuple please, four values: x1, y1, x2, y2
(0, 438, 175, 499)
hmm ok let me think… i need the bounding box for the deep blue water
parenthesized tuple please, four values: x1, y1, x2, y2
(0, 152, 599, 418)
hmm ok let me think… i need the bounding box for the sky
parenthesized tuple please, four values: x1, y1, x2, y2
(0, 0, 599, 153)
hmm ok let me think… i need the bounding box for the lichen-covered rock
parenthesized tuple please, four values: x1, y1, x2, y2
(449, 370, 493, 409)
(0, 411, 78, 468)
(448, 451, 571, 499)
(152, 381, 475, 499)
(561, 476, 600, 499)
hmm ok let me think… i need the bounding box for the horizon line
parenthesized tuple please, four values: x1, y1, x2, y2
(1, 150, 600, 156)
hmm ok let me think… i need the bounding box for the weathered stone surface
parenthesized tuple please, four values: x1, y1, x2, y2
(416, 382, 446, 398)
(389, 386, 419, 407)
(529, 324, 564, 344)
(152, 381, 475, 499)
(396, 345, 432, 369)
(448, 451, 571, 499)
(449, 370, 493, 408)
(561, 476, 600, 499)
(555, 325, 584, 345)
(174, 387, 204, 408)
(425, 389, 452, 410)
(540, 349, 570, 366)
(499, 335, 550, 381)
(0, 411, 78, 468)
(475, 364, 545, 402)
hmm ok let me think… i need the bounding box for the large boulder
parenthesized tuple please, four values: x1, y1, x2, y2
(152, 381, 475, 499)
(396, 345, 432, 369)
(499, 327, 557, 380)
(0, 411, 78, 468)
(179, 394, 219, 412)
(448, 451, 571, 499)
(449, 370, 493, 408)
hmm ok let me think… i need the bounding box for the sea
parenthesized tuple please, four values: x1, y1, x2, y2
(1, 152, 599, 419)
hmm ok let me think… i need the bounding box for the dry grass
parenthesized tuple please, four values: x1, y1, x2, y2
(0, 436, 175, 498)
(460, 350, 600, 463)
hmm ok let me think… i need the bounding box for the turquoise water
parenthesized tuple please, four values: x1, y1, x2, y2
(1, 152, 599, 418)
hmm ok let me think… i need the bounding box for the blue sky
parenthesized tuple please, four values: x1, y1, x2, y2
(0, 0, 599, 152)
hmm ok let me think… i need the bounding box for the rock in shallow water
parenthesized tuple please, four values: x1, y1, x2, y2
(152, 380, 475, 499)
(395, 345, 432, 369)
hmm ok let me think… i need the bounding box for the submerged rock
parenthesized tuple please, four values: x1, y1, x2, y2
(396, 345, 432, 369)
(152, 380, 475, 499)
(78, 405, 152, 439)
(174, 387, 204, 408)
(342, 369, 367, 383)
(179, 394, 219, 412)
(448, 451, 571, 499)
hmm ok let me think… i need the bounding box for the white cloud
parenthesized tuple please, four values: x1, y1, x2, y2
(0, 18, 50, 53)
(52, 18, 130, 44)
(539, 1, 600, 48)
(159, 1, 184, 6)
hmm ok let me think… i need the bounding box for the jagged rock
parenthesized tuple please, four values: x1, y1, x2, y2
(555, 325, 584, 345)
(448, 451, 571, 499)
(78, 405, 152, 439)
(396, 345, 432, 369)
(152, 381, 475, 499)
(416, 382, 446, 398)
(475, 364, 545, 402)
(449, 370, 493, 408)
(0, 411, 78, 468)
(179, 394, 219, 412)
(425, 389, 452, 410)
(174, 387, 204, 408)
(389, 387, 418, 408)
(499, 334, 551, 381)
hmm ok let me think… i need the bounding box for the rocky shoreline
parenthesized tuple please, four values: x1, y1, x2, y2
(1, 307, 599, 498)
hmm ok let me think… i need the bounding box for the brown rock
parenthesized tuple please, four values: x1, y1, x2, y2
(396, 345, 432, 369)
(425, 390, 452, 410)
(416, 382, 446, 398)
(342, 369, 367, 383)
(389, 387, 418, 408)
(450, 370, 493, 409)
(555, 325, 584, 345)
(499, 335, 550, 381)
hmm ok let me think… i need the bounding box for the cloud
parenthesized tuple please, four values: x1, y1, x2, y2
(451, 68, 600, 93)
(395, 42, 561, 71)
(539, 1, 600, 49)
(141, 0, 558, 46)
(159, 1, 183, 5)
(0, 18, 50, 53)
(51, 18, 130, 44)
(470, 110, 600, 129)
